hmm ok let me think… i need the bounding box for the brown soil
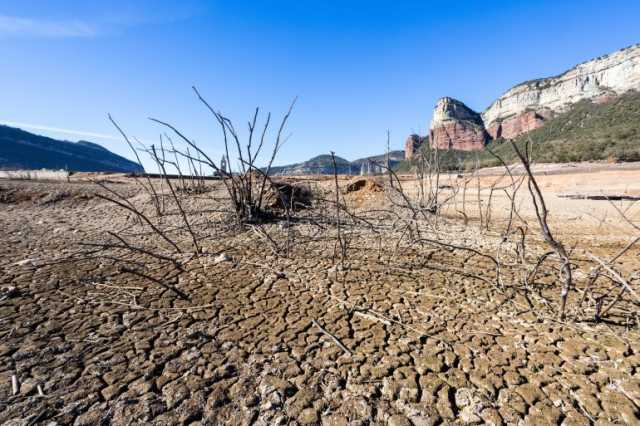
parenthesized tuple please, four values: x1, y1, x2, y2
(0, 177, 639, 425)
(344, 178, 384, 208)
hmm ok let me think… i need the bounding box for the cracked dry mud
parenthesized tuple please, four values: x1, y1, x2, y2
(1, 179, 639, 425)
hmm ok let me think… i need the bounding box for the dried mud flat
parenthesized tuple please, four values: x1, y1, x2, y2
(1, 178, 640, 425)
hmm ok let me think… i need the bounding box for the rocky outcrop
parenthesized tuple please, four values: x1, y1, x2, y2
(410, 43, 640, 152)
(482, 43, 640, 136)
(404, 134, 423, 160)
(485, 109, 553, 140)
(428, 97, 487, 151)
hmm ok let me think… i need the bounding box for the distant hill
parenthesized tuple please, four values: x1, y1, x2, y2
(0, 125, 143, 173)
(352, 150, 404, 167)
(270, 151, 404, 176)
(396, 90, 640, 171)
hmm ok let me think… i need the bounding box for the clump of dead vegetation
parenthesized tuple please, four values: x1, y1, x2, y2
(71, 89, 317, 303)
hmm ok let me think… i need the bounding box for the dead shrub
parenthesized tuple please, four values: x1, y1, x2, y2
(265, 181, 313, 211)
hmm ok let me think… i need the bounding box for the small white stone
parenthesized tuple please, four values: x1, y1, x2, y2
(1, 286, 18, 298)
(455, 388, 474, 408)
(213, 253, 231, 264)
(459, 406, 482, 424)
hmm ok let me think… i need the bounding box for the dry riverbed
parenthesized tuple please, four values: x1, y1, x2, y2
(0, 174, 639, 425)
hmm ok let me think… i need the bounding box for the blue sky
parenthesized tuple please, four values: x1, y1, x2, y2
(1, 0, 639, 169)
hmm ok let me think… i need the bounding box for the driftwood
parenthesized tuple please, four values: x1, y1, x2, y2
(511, 139, 573, 320)
(312, 319, 352, 356)
(559, 194, 640, 201)
(11, 375, 19, 395)
(587, 253, 640, 305)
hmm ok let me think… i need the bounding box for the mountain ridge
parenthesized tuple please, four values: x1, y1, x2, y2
(406, 43, 640, 158)
(270, 151, 404, 176)
(0, 125, 143, 173)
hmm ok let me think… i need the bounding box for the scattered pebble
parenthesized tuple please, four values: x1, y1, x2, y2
(214, 253, 232, 264)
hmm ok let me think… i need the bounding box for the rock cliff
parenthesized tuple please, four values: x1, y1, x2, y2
(404, 134, 423, 160)
(482, 44, 640, 132)
(408, 43, 640, 154)
(428, 97, 487, 151)
(485, 109, 553, 140)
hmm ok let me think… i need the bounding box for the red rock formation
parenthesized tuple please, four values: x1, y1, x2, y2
(425, 44, 640, 151)
(429, 122, 487, 151)
(404, 134, 423, 160)
(593, 93, 617, 104)
(485, 110, 551, 140)
(429, 97, 487, 151)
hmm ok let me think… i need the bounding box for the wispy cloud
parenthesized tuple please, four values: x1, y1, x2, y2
(0, 3, 206, 39)
(0, 120, 121, 142)
(0, 15, 97, 38)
